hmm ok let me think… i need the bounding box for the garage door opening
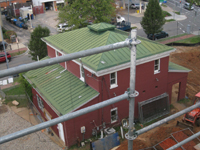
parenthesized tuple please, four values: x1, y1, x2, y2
(45, 2, 53, 11)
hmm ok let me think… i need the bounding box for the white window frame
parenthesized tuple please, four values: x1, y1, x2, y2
(55, 51, 59, 57)
(80, 65, 85, 82)
(36, 94, 44, 111)
(154, 59, 160, 74)
(111, 108, 118, 123)
(110, 72, 118, 89)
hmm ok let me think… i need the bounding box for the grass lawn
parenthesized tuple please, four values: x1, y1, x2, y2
(174, 11, 180, 15)
(4, 98, 28, 108)
(162, 4, 167, 7)
(163, 11, 171, 17)
(10, 50, 26, 57)
(174, 36, 200, 44)
(131, 26, 137, 29)
(157, 33, 188, 42)
(165, 19, 175, 22)
(3, 85, 25, 95)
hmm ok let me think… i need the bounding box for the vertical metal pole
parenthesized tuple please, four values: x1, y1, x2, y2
(30, 5, 32, 28)
(128, 0, 129, 22)
(177, 21, 178, 36)
(128, 29, 137, 150)
(0, 25, 9, 69)
(173, 1, 175, 19)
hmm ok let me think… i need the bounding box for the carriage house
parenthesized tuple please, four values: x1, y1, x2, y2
(24, 23, 190, 147)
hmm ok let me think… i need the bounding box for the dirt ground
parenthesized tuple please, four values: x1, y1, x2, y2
(116, 45, 200, 150)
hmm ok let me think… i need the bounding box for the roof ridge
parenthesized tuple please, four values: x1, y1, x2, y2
(96, 31, 112, 70)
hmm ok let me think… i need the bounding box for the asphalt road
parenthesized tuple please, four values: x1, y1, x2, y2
(122, 2, 200, 38)
(2, 16, 31, 46)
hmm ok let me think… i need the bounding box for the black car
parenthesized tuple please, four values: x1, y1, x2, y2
(147, 31, 169, 40)
(0, 41, 7, 50)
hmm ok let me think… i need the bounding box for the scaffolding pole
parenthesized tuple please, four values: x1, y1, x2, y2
(0, 40, 130, 78)
(126, 29, 140, 150)
(136, 102, 200, 136)
(0, 93, 129, 144)
(167, 131, 200, 150)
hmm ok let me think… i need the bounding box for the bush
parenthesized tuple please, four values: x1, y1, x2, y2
(3, 30, 17, 39)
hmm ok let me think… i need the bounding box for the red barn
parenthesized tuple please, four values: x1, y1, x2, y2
(24, 23, 190, 148)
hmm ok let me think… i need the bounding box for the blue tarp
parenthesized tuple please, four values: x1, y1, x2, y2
(92, 132, 120, 150)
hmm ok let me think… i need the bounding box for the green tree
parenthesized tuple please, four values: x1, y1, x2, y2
(28, 25, 50, 60)
(140, 0, 165, 38)
(58, 0, 116, 29)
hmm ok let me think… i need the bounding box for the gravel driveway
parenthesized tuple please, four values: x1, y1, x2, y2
(0, 105, 62, 150)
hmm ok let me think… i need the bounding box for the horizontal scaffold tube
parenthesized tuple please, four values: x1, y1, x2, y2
(0, 40, 130, 78)
(0, 93, 129, 144)
(136, 102, 200, 135)
(167, 131, 200, 150)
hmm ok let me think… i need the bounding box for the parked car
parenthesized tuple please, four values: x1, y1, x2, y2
(184, 2, 194, 10)
(0, 52, 11, 63)
(0, 41, 7, 50)
(57, 23, 75, 32)
(130, 3, 144, 9)
(147, 31, 169, 40)
(125, 0, 145, 9)
(116, 15, 125, 23)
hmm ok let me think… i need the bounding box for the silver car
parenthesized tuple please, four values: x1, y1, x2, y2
(184, 2, 194, 10)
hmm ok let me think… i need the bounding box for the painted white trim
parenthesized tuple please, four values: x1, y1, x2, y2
(73, 60, 96, 75)
(169, 70, 191, 73)
(34, 87, 61, 116)
(111, 107, 118, 124)
(154, 59, 160, 74)
(43, 39, 176, 77)
(110, 72, 118, 89)
(96, 49, 176, 76)
(43, 40, 65, 56)
(57, 123, 65, 144)
(69, 93, 100, 113)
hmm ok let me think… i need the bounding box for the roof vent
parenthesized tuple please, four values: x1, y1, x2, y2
(101, 61, 105, 64)
(56, 76, 61, 79)
(88, 22, 115, 33)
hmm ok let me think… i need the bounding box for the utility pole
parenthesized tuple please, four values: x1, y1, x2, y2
(125, 29, 140, 150)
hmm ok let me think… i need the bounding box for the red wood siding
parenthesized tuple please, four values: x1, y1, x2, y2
(47, 45, 56, 58)
(32, 88, 60, 137)
(63, 96, 100, 147)
(58, 52, 65, 68)
(44, 44, 189, 147)
(33, 6, 44, 15)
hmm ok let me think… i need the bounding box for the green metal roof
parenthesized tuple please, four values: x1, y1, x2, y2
(87, 22, 115, 32)
(169, 62, 191, 72)
(24, 57, 99, 115)
(43, 22, 174, 71)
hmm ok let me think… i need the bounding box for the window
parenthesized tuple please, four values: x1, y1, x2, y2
(80, 65, 85, 82)
(154, 59, 160, 74)
(36, 94, 44, 111)
(110, 72, 118, 89)
(56, 51, 59, 57)
(111, 108, 118, 123)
